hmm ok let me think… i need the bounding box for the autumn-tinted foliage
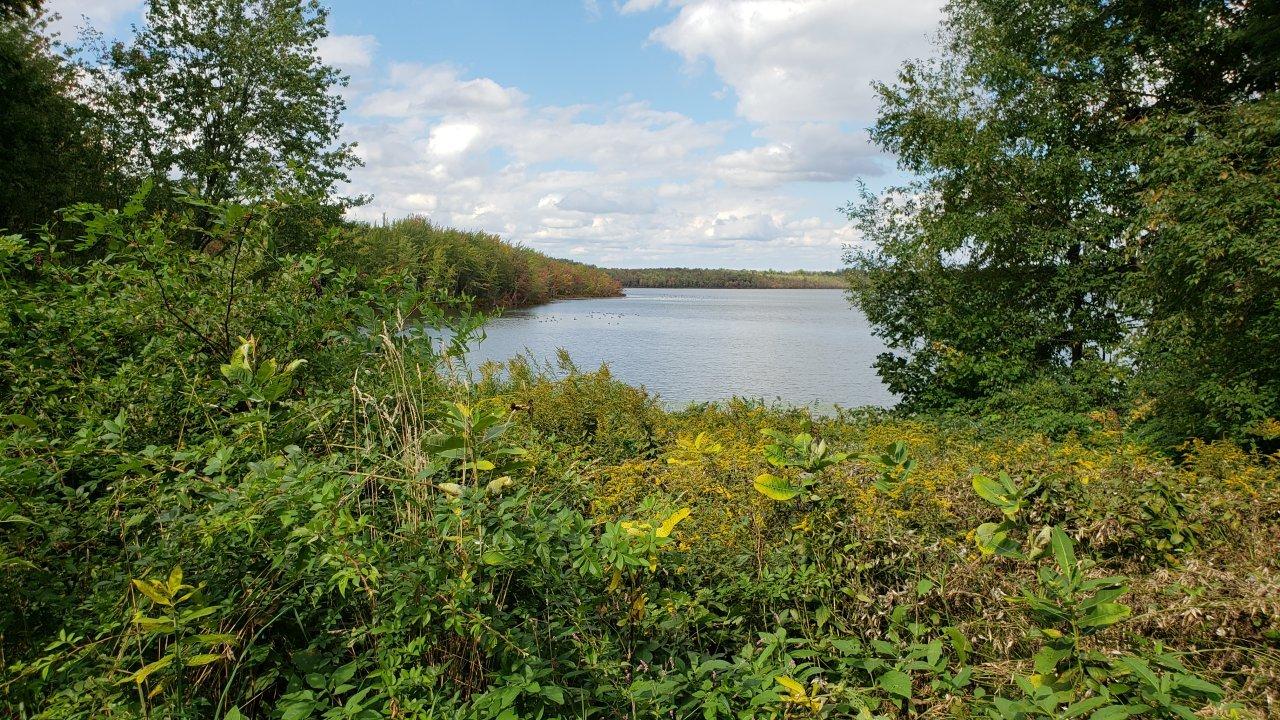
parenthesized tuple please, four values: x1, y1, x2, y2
(336, 215, 621, 309)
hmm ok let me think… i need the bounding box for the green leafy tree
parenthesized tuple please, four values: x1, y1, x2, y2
(0, 0, 40, 19)
(0, 9, 119, 231)
(90, 0, 357, 207)
(1129, 96, 1280, 443)
(846, 0, 1275, 417)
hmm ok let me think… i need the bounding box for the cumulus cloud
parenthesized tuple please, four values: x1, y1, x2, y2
(713, 123, 882, 186)
(316, 34, 378, 70)
(339, 56, 891, 267)
(647, 0, 944, 124)
(361, 63, 527, 118)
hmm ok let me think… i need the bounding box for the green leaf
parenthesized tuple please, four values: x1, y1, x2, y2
(877, 669, 912, 700)
(944, 626, 970, 665)
(974, 522, 1018, 556)
(972, 474, 1010, 507)
(1171, 674, 1223, 699)
(1079, 602, 1131, 629)
(1089, 705, 1147, 720)
(118, 654, 173, 684)
(1050, 527, 1077, 575)
(753, 474, 802, 501)
(1063, 696, 1111, 718)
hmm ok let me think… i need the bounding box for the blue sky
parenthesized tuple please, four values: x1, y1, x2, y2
(49, 0, 944, 269)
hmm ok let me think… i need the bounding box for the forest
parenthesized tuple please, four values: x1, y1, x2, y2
(339, 218, 620, 310)
(1, 1, 1277, 719)
(604, 268, 848, 289)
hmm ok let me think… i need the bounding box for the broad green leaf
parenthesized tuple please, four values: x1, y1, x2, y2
(1079, 602, 1131, 629)
(1089, 705, 1145, 720)
(974, 522, 1008, 555)
(944, 626, 970, 665)
(972, 474, 1010, 507)
(878, 669, 912, 700)
(1050, 527, 1077, 575)
(1063, 696, 1110, 718)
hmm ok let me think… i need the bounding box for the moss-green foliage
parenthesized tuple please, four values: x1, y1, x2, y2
(334, 216, 621, 310)
(3, 204, 1275, 718)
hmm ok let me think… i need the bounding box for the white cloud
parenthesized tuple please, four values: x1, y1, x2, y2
(340, 60, 878, 267)
(428, 122, 482, 156)
(648, 0, 943, 124)
(316, 34, 378, 70)
(617, 0, 667, 13)
(713, 123, 882, 186)
(361, 63, 527, 118)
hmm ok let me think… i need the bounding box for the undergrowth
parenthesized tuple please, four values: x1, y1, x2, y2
(1, 196, 1277, 718)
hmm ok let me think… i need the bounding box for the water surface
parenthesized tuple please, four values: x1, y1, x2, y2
(468, 288, 894, 409)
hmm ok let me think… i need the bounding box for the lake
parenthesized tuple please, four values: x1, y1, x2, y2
(465, 288, 896, 410)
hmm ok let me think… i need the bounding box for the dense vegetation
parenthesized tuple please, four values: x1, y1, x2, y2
(339, 217, 620, 310)
(847, 0, 1280, 447)
(1, 0, 1277, 719)
(605, 268, 847, 289)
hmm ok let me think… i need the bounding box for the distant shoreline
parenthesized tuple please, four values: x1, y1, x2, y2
(601, 267, 849, 290)
(620, 285, 843, 290)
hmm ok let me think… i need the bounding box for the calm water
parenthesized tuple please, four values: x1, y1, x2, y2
(467, 288, 895, 410)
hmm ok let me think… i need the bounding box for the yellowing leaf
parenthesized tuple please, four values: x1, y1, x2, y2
(620, 520, 649, 537)
(118, 654, 173, 684)
(132, 579, 171, 606)
(184, 653, 225, 667)
(167, 566, 184, 593)
(753, 474, 801, 501)
(655, 507, 691, 538)
(775, 676, 805, 696)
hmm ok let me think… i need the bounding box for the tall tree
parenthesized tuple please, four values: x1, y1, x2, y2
(1129, 95, 1280, 444)
(91, 0, 357, 207)
(0, 8, 119, 231)
(848, 0, 1275, 421)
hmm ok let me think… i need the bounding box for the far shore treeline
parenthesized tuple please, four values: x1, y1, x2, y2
(603, 267, 848, 289)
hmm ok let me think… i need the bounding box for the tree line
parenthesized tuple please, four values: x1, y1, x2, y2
(604, 267, 848, 289)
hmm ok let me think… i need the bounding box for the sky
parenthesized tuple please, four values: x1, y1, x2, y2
(47, 0, 945, 270)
